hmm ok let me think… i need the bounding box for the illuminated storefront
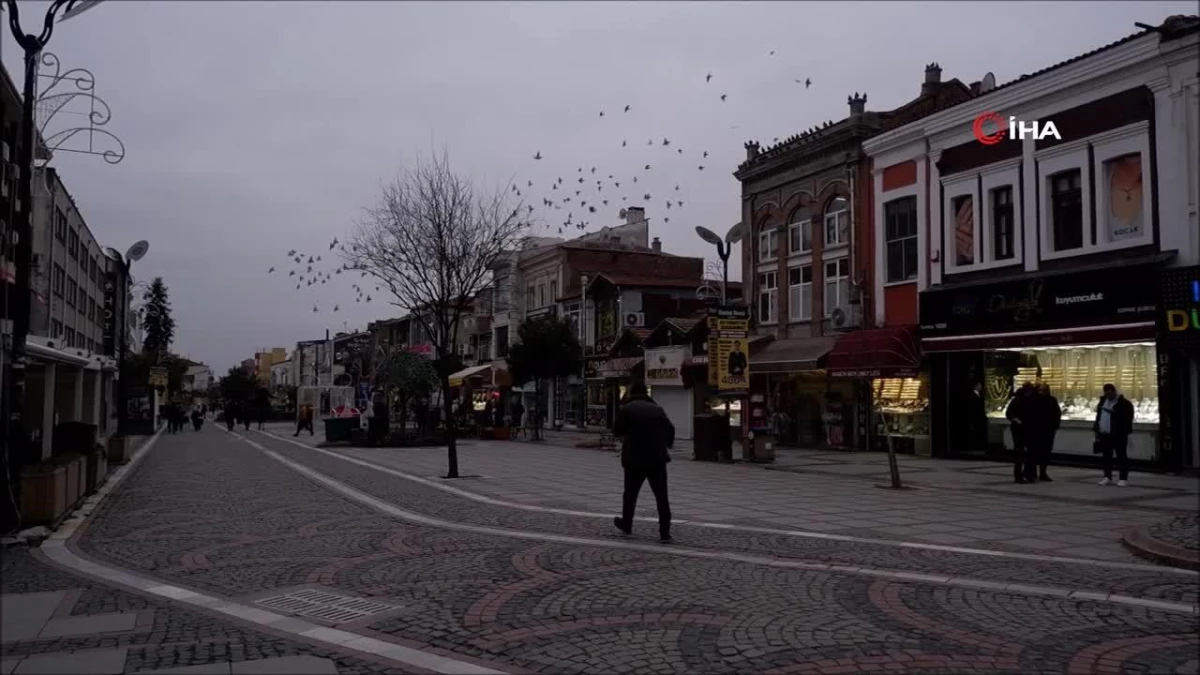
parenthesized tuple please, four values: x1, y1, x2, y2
(1155, 265, 1200, 470)
(920, 264, 1169, 462)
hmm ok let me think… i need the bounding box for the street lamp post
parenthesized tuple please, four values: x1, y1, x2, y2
(3, 0, 104, 472)
(695, 224, 746, 461)
(106, 241, 149, 437)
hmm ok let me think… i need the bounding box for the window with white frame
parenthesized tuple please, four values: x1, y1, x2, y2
(1049, 169, 1084, 252)
(824, 258, 849, 317)
(538, 283, 546, 307)
(526, 285, 535, 310)
(788, 219, 812, 255)
(758, 229, 779, 262)
(990, 186, 1015, 260)
(757, 271, 778, 324)
(884, 196, 918, 283)
(787, 265, 812, 322)
(824, 197, 849, 247)
(550, 280, 558, 303)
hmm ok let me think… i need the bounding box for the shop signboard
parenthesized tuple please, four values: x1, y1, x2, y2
(149, 366, 168, 389)
(707, 305, 750, 395)
(644, 346, 686, 387)
(920, 265, 1157, 337)
(101, 269, 118, 355)
(1156, 265, 1200, 348)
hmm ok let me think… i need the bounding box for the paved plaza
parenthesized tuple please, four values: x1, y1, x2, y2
(3, 425, 1198, 674)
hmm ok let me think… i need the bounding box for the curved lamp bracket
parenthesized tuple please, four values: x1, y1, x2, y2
(35, 52, 126, 165)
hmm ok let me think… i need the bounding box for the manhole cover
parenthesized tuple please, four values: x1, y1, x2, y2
(255, 589, 399, 624)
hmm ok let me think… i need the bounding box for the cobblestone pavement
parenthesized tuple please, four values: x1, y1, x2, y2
(0, 546, 410, 674)
(73, 427, 1199, 674)
(1146, 514, 1200, 552)
(265, 423, 1188, 563)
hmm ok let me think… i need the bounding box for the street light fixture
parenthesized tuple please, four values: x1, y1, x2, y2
(3, 0, 105, 477)
(694, 223, 745, 303)
(105, 240, 149, 436)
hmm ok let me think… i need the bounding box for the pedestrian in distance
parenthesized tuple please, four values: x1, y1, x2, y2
(191, 406, 204, 432)
(242, 401, 252, 431)
(1005, 382, 1035, 484)
(611, 382, 675, 543)
(294, 404, 315, 436)
(1031, 383, 1062, 482)
(1094, 383, 1134, 486)
(225, 400, 240, 432)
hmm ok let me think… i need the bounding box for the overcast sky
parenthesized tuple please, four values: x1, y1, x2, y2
(6, 0, 1193, 372)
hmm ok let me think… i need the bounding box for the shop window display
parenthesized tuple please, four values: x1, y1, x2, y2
(872, 377, 930, 438)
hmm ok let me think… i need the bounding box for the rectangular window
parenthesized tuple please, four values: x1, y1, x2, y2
(990, 186, 1015, 260)
(550, 280, 558, 303)
(824, 258, 849, 317)
(884, 196, 918, 283)
(68, 228, 79, 259)
(538, 283, 546, 307)
(55, 208, 67, 242)
(89, 256, 98, 283)
(787, 265, 812, 322)
(788, 220, 812, 255)
(1102, 153, 1144, 243)
(526, 286, 535, 310)
(64, 327, 76, 348)
(757, 271, 778, 324)
(758, 230, 779, 262)
(824, 198, 850, 247)
(51, 319, 63, 340)
(88, 296, 97, 321)
(87, 338, 95, 353)
(52, 264, 65, 296)
(495, 326, 510, 357)
(952, 194, 975, 266)
(66, 278, 77, 307)
(1049, 169, 1084, 251)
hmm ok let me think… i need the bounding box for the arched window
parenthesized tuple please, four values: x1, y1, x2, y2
(824, 196, 849, 247)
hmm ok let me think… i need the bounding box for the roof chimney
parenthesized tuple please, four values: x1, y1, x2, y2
(744, 140, 760, 161)
(624, 206, 645, 223)
(922, 62, 942, 96)
(651, 237, 662, 254)
(847, 92, 867, 118)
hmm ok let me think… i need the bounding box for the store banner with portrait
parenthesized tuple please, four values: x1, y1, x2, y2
(707, 305, 749, 395)
(1105, 153, 1143, 243)
(644, 346, 686, 387)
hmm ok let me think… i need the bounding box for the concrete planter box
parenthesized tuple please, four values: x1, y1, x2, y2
(107, 435, 132, 464)
(19, 464, 68, 527)
(62, 457, 83, 510)
(85, 450, 108, 495)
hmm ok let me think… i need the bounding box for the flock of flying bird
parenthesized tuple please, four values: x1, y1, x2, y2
(271, 52, 813, 316)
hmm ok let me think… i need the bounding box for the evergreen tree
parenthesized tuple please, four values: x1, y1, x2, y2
(141, 277, 176, 358)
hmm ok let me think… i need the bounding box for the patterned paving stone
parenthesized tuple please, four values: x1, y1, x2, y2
(71, 429, 1200, 674)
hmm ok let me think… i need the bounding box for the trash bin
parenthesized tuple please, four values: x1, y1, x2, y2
(692, 415, 718, 461)
(323, 417, 357, 443)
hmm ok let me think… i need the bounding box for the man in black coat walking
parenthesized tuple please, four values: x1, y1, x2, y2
(1005, 383, 1035, 484)
(611, 383, 675, 542)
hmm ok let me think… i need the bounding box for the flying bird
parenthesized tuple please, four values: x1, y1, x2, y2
(599, 110, 605, 117)
(624, 105, 630, 112)
(703, 151, 709, 157)
(677, 148, 683, 154)
(268, 267, 275, 273)
(769, 50, 776, 56)
(706, 72, 712, 83)
(591, 167, 596, 173)
(643, 193, 651, 201)
(662, 138, 670, 146)
(333, 305, 339, 312)
(698, 166, 705, 171)
(329, 238, 338, 250)
(287, 249, 296, 256)
(644, 164, 651, 170)
(622, 140, 627, 147)
(289, 270, 296, 277)
(313, 306, 319, 313)
(534, 152, 542, 160)
(805, 78, 812, 88)
(720, 94, 727, 102)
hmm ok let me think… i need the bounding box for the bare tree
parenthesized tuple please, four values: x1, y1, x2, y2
(343, 150, 527, 478)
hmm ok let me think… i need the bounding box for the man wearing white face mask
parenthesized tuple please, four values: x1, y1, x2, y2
(1094, 383, 1134, 487)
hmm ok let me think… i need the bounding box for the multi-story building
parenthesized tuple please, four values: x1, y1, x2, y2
(269, 359, 291, 392)
(182, 364, 214, 394)
(860, 15, 1199, 468)
(253, 347, 288, 386)
(735, 64, 971, 449)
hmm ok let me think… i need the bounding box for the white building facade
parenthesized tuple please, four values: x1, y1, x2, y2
(862, 16, 1199, 468)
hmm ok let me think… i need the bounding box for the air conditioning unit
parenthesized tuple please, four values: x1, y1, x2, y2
(829, 306, 862, 330)
(1, 142, 9, 162)
(624, 312, 645, 327)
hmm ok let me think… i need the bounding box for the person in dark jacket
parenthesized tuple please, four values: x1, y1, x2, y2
(1094, 383, 1135, 486)
(225, 401, 239, 431)
(191, 406, 204, 432)
(1030, 383, 1062, 482)
(1005, 383, 1035, 484)
(611, 383, 675, 542)
(294, 404, 315, 436)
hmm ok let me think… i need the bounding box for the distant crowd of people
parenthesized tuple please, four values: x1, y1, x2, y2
(163, 402, 206, 434)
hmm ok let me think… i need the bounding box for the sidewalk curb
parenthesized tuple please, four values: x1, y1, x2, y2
(1122, 527, 1200, 572)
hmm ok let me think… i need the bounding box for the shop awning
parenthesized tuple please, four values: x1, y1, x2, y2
(448, 364, 492, 387)
(827, 326, 921, 378)
(597, 357, 643, 378)
(749, 337, 835, 373)
(28, 341, 90, 368)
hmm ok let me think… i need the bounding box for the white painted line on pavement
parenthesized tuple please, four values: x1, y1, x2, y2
(252, 429, 1198, 577)
(237, 432, 1199, 617)
(38, 426, 507, 675)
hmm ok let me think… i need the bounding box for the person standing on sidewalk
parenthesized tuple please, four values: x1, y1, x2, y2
(1031, 383, 1062, 482)
(1005, 383, 1035, 484)
(611, 383, 675, 543)
(1095, 383, 1134, 486)
(294, 404, 315, 437)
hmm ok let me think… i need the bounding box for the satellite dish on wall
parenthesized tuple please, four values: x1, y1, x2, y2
(125, 240, 149, 262)
(979, 72, 996, 93)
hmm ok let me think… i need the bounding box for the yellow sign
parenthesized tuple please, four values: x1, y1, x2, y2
(714, 336, 749, 392)
(149, 367, 168, 389)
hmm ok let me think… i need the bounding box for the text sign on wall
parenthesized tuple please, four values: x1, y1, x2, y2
(1157, 266, 1200, 348)
(644, 346, 686, 387)
(102, 268, 118, 356)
